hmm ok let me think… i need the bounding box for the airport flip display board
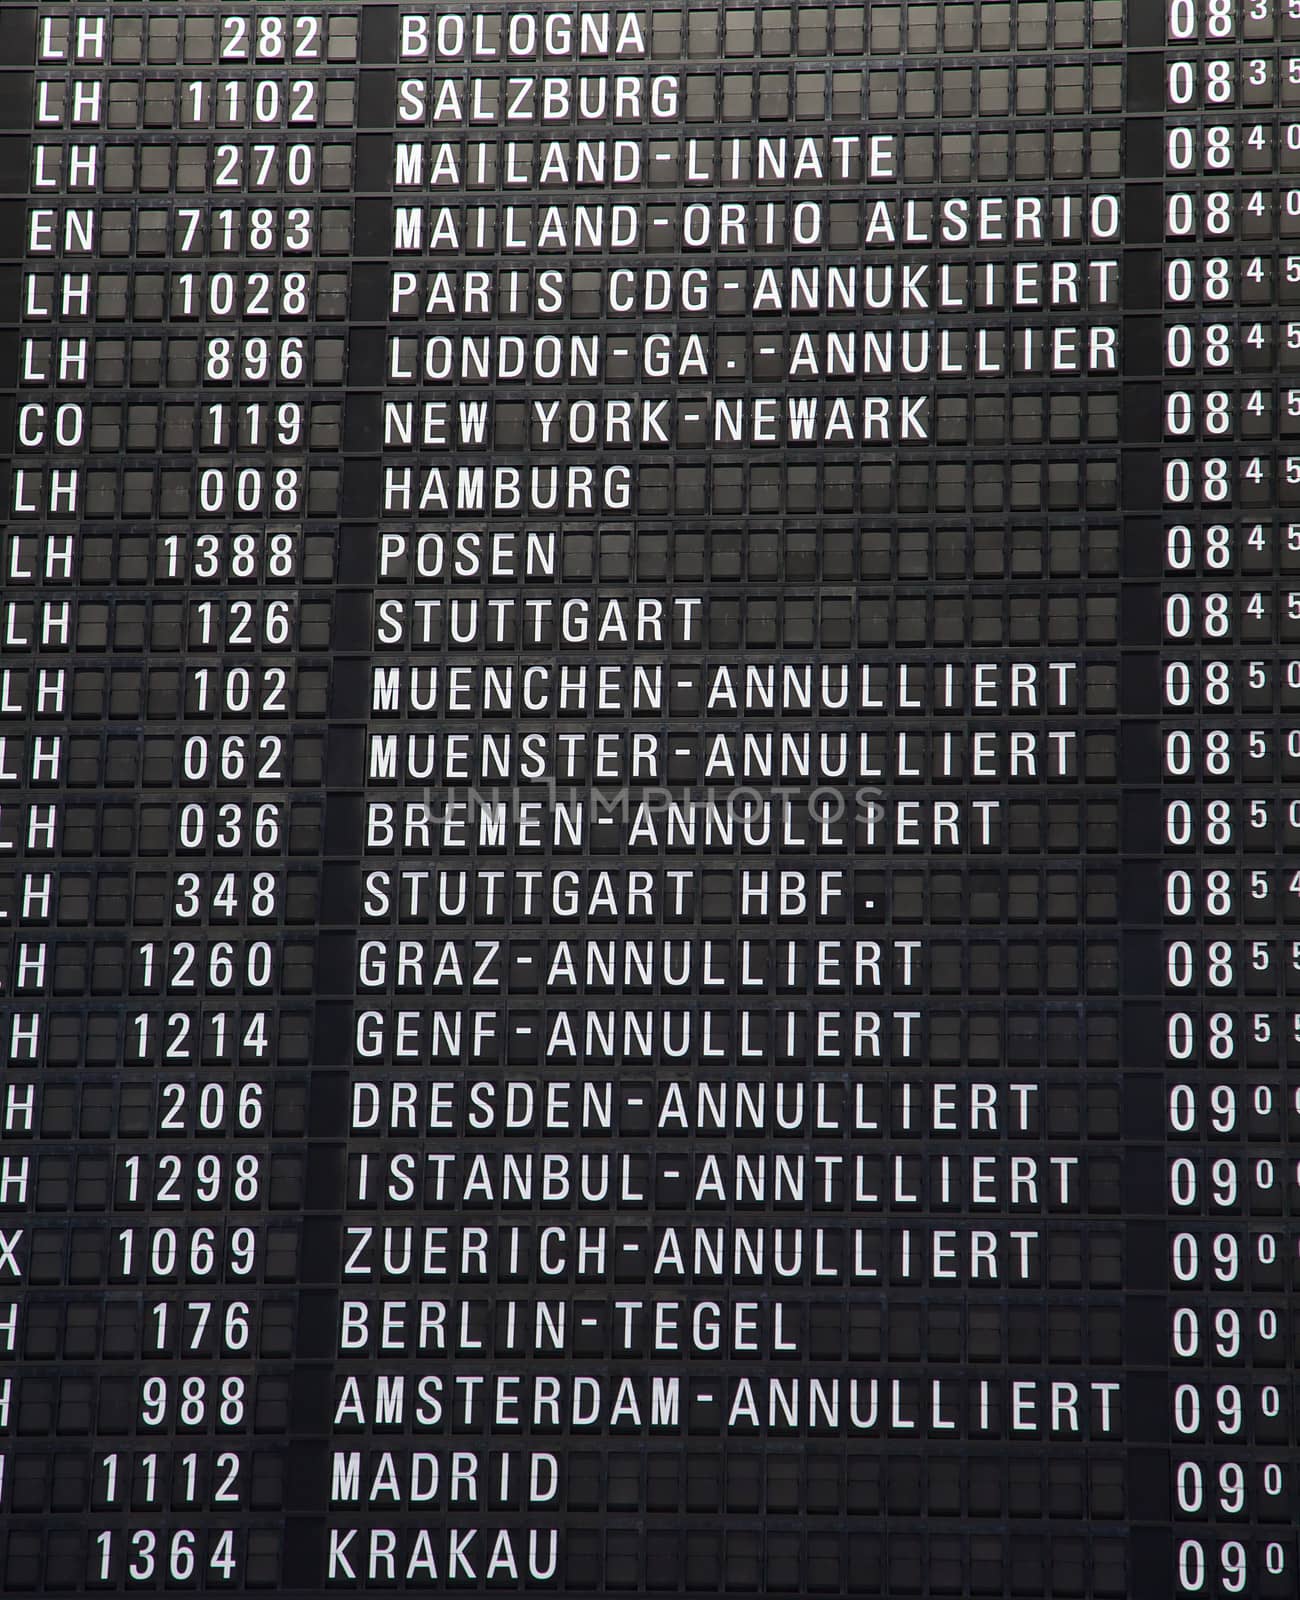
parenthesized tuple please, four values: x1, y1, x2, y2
(0, 1, 1297, 1594)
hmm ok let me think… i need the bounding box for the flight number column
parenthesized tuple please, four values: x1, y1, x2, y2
(114, 13, 362, 1596)
(2, 3, 358, 1590)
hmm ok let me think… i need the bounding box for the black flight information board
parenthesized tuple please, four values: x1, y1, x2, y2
(0, 0, 1296, 1595)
